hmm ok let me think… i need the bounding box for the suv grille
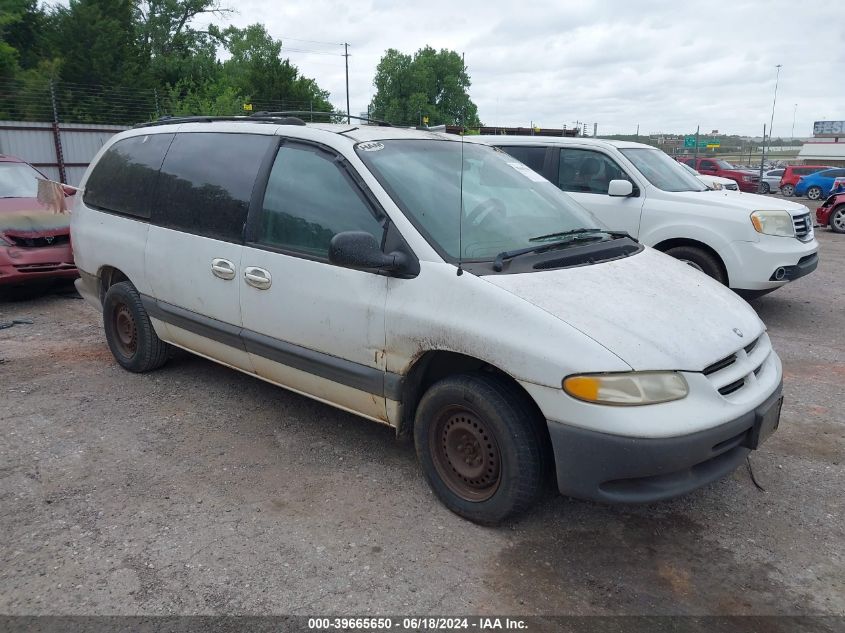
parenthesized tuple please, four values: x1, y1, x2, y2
(793, 213, 812, 240)
(702, 334, 773, 399)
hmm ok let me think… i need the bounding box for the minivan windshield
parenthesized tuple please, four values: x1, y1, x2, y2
(619, 148, 708, 192)
(356, 139, 605, 260)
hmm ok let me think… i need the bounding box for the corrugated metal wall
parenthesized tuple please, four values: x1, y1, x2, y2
(0, 121, 127, 186)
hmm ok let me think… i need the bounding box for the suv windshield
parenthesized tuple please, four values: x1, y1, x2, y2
(0, 162, 43, 198)
(620, 148, 708, 192)
(357, 139, 604, 260)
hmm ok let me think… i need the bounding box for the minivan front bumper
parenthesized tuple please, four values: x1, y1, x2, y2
(547, 381, 783, 503)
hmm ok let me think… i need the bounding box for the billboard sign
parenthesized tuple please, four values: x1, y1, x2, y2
(813, 120, 845, 137)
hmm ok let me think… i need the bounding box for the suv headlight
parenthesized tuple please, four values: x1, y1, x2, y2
(742, 175, 753, 183)
(562, 372, 688, 406)
(750, 210, 795, 237)
(710, 182, 723, 190)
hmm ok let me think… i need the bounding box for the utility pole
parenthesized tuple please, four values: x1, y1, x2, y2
(758, 124, 767, 192)
(693, 125, 700, 164)
(635, 123, 639, 139)
(767, 64, 782, 153)
(791, 103, 798, 139)
(344, 43, 350, 124)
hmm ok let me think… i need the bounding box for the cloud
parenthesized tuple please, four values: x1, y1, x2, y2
(204, 0, 842, 136)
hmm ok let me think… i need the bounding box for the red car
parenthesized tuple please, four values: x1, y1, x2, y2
(0, 154, 77, 291)
(817, 192, 845, 233)
(779, 164, 833, 197)
(676, 157, 761, 193)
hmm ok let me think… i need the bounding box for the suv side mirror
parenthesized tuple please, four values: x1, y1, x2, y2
(608, 179, 634, 197)
(329, 231, 406, 273)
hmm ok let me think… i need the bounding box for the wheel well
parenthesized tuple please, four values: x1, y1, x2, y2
(652, 238, 729, 285)
(397, 351, 548, 443)
(97, 266, 130, 303)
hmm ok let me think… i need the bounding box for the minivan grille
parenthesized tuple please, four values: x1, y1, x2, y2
(6, 234, 69, 248)
(793, 213, 812, 240)
(701, 334, 772, 399)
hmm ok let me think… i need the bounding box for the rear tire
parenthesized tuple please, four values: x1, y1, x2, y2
(807, 186, 823, 201)
(414, 372, 546, 525)
(830, 205, 845, 234)
(103, 281, 170, 372)
(664, 246, 727, 285)
(781, 184, 795, 197)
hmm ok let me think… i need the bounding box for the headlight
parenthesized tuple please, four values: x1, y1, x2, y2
(750, 210, 795, 237)
(710, 182, 723, 190)
(742, 175, 753, 182)
(0, 235, 10, 246)
(562, 372, 688, 406)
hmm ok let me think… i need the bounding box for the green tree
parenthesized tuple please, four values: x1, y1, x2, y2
(220, 24, 332, 113)
(369, 46, 481, 127)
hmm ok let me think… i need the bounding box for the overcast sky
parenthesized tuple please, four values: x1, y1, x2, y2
(209, 0, 842, 137)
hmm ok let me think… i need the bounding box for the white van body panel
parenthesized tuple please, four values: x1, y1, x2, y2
(484, 247, 763, 371)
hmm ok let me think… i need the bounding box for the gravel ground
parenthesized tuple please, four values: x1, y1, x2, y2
(1, 202, 842, 617)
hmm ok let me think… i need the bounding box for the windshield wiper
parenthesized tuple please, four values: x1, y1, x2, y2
(493, 229, 632, 272)
(529, 228, 629, 242)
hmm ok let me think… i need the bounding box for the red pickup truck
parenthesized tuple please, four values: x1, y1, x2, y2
(676, 157, 761, 193)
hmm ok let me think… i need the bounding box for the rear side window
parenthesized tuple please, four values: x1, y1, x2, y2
(83, 133, 173, 219)
(256, 143, 384, 258)
(153, 132, 274, 242)
(499, 146, 546, 174)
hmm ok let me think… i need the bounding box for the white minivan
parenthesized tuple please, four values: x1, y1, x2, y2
(72, 118, 784, 524)
(480, 136, 818, 296)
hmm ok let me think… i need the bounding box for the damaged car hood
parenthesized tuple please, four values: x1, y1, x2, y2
(482, 247, 764, 371)
(0, 198, 71, 240)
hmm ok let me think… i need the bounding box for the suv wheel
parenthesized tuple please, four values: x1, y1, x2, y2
(760, 182, 770, 194)
(664, 246, 726, 285)
(414, 373, 546, 525)
(103, 281, 170, 372)
(781, 184, 795, 196)
(830, 205, 845, 234)
(807, 186, 823, 200)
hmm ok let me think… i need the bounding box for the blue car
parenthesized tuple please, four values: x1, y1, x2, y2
(794, 167, 845, 200)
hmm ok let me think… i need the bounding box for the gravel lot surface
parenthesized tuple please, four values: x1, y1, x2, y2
(1, 198, 842, 617)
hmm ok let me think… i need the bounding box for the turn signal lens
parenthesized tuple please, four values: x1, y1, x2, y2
(562, 372, 688, 406)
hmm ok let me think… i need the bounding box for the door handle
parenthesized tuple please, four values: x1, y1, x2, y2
(211, 258, 236, 280)
(244, 266, 272, 290)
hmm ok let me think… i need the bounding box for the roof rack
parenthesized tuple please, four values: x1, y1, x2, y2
(133, 111, 393, 130)
(252, 111, 393, 127)
(133, 114, 308, 129)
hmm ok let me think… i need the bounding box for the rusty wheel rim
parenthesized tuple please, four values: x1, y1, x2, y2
(430, 406, 501, 502)
(113, 303, 138, 357)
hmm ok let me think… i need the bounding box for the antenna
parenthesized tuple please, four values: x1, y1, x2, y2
(457, 129, 465, 276)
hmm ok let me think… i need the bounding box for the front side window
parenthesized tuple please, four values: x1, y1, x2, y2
(153, 132, 273, 242)
(699, 160, 716, 171)
(558, 148, 631, 194)
(356, 139, 602, 260)
(84, 133, 174, 218)
(0, 162, 44, 198)
(257, 143, 385, 258)
(620, 148, 708, 192)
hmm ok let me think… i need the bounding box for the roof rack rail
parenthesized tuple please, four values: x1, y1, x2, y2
(252, 111, 393, 127)
(133, 114, 308, 129)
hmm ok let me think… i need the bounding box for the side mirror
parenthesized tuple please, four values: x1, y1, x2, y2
(608, 179, 634, 197)
(329, 231, 405, 273)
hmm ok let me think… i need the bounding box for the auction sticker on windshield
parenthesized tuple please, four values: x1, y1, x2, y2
(507, 161, 546, 182)
(358, 142, 384, 152)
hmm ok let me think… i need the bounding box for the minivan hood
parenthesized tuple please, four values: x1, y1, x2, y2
(0, 198, 70, 239)
(483, 247, 764, 371)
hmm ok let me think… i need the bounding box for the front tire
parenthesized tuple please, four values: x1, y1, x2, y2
(414, 373, 546, 525)
(807, 186, 823, 201)
(760, 182, 770, 194)
(103, 281, 170, 372)
(782, 184, 795, 197)
(830, 205, 845, 234)
(664, 245, 727, 285)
